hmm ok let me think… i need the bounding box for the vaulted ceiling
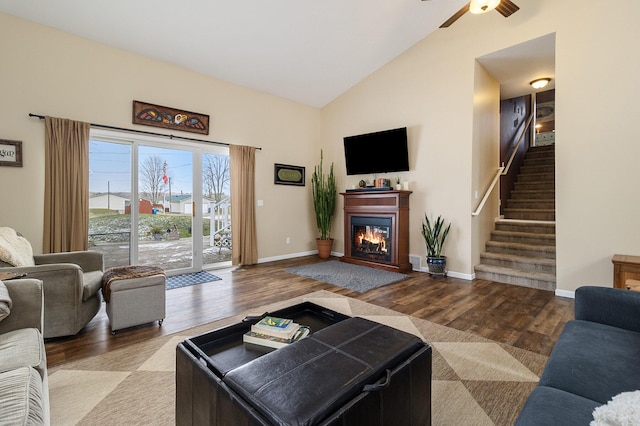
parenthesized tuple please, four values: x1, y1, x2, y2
(0, 0, 553, 107)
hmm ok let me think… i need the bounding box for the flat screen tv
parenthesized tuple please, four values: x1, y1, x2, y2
(343, 127, 409, 176)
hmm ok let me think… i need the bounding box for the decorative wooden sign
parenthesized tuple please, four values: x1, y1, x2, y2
(132, 100, 210, 135)
(0, 140, 23, 167)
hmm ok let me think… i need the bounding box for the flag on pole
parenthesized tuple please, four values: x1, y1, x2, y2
(163, 161, 169, 184)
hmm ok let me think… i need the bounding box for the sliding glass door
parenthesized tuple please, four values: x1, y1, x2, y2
(88, 130, 231, 273)
(137, 144, 194, 269)
(88, 139, 132, 267)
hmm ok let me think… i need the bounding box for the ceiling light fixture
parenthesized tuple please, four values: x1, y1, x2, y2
(530, 78, 551, 89)
(469, 0, 501, 14)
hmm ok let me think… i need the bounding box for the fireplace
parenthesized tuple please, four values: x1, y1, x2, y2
(350, 216, 392, 263)
(341, 190, 412, 272)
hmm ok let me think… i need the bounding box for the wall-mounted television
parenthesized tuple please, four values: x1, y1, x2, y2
(343, 127, 409, 176)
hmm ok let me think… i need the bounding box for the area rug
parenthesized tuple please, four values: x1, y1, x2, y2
(47, 290, 546, 425)
(285, 260, 407, 292)
(165, 271, 221, 290)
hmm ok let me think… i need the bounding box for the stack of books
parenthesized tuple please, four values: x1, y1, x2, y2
(243, 316, 310, 349)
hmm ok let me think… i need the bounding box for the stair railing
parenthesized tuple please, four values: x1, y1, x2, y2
(472, 110, 535, 216)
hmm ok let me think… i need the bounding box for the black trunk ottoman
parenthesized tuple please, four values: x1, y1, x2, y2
(177, 313, 431, 425)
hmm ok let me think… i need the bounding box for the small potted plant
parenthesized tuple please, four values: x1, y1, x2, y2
(311, 150, 337, 258)
(395, 176, 403, 191)
(421, 213, 451, 276)
(150, 226, 165, 241)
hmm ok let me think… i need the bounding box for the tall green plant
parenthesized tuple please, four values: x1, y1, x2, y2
(311, 150, 336, 240)
(421, 214, 451, 257)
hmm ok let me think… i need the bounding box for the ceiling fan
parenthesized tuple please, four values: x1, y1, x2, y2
(424, 0, 520, 28)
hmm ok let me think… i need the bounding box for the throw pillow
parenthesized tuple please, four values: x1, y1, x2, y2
(0, 227, 35, 267)
(591, 390, 640, 426)
(0, 280, 12, 321)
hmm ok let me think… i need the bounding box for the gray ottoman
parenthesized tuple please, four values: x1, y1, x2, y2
(103, 266, 166, 333)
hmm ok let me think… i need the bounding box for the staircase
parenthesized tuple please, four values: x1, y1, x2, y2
(475, 145, 556, 291)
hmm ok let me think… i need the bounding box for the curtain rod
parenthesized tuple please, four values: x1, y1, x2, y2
(28, 113, 261, 150)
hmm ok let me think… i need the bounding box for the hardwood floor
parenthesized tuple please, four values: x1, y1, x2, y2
(44, 256, 574, 367)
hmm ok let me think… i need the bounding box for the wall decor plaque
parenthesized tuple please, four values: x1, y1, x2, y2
(0, 140, 22, 167)
(132, 100, 210, 135)
(274, 163, 305, 186)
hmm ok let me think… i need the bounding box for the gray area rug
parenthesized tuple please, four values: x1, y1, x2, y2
(285, 260, 407, 292)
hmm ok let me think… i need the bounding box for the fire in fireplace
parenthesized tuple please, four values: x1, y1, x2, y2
(351, 216, 392, 263)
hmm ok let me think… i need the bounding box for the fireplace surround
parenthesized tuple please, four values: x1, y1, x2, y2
(341, 190, 412, 272)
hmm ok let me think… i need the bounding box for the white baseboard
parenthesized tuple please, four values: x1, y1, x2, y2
(257, 250, 317, 264)
(555, 289, 575, 299)
(417, 267, 473, 280)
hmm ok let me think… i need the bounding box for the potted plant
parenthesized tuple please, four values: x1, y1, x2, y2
(311, 150, 337, 259)
(395, 176, 402, 191)
(150, 226, 165, 241)
(421, 213, 451, 276)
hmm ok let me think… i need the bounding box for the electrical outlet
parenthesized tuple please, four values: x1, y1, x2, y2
(286, 237, 291, 244)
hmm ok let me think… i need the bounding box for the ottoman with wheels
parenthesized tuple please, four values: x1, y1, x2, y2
(102, 266, 166, 334)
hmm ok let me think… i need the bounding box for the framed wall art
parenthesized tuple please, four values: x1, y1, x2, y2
(0, 140, 23, 167)
(274, 163, 305, 186)
(132, 100, 210, 135)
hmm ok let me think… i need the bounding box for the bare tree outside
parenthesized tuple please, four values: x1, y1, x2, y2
(203, 154, 230, 202)
(140, 155, 167, 204)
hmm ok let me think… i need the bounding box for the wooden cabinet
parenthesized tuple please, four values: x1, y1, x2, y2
(611, 254, 640, 290)
(340, 190, 412, 273)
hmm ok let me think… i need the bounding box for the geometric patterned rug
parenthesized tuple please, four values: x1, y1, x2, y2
(47, 290, 545, 425)
(165, 271, 221, 290)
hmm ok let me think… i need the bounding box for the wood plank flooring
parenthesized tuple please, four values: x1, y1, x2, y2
(44, 256, 574, 367)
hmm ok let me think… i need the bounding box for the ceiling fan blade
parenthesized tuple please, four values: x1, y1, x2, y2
(495, 0, 520, 17)
(440, 2, 470, 28)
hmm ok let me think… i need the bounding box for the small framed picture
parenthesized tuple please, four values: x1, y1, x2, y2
(274, 163, 305, 186)
(0, 140, 23, 167)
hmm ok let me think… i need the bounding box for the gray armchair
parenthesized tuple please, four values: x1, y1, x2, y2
(0, 231, 104, 338)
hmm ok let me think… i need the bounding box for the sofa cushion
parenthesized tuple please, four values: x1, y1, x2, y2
(0, 227, 35, 267)
(0, 280, 12, 321)
(82, 270, 104, 301)
(515, 386, 600, 426)
(0, 328, 46, 376)
(539, 320, 640, 404)
(0, 366, 45, 425)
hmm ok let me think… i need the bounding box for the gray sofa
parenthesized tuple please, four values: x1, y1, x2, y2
(0, 228, 104, 338)
(516, 286, 640, 425)
(0, 278, 49, 425)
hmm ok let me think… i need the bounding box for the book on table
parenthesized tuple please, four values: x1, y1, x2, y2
(244, 316, 311, 349)
(251, 316, 301, 339)
(243, 327, 310, 349)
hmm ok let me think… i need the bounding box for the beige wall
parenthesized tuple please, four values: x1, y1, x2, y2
(471, 62, 501, 268)
(322, 0, 640, 292)
(0, 12, 321, 259)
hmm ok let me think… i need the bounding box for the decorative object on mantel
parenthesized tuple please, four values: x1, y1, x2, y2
(395, 176, 402, 191)
(311, 150, 336, 259)
(274, 163, 305, 186)
(421, 213, 451, 277)
(0, 140, 22, 167)
(132, 100, 210, 135)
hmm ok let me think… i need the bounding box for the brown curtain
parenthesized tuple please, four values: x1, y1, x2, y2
(43, 116, 91, 253)
(229, 144, 258, 265)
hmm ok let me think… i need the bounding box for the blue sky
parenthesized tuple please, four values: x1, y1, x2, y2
(89, 140, 194, 194)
